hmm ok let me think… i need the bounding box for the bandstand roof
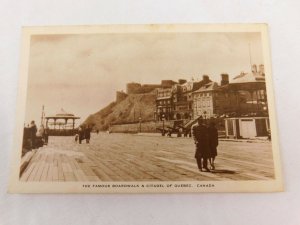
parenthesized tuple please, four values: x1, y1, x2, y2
(218, 72, 266, 92)
(231, 72, 265, 84)
(45, 108, 80, 119)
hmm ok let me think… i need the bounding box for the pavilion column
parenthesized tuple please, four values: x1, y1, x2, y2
(263, 90, 268, 113)
(54, 118, 56, 130)
(46, 119, 48, 128)
(250, 91, 254, 114)
(256, 90, 260, 112)
(72, 119, 75, 129)
(65, 118, 68, 130)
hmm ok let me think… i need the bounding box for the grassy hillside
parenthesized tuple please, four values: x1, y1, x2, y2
(84, 92, 156, 130)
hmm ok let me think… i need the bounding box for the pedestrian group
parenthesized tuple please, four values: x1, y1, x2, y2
(192, 117, 218, 172)
(75, 125, 92, 144)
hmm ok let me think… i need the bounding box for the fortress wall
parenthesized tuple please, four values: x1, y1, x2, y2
(109, 121, 173, 133)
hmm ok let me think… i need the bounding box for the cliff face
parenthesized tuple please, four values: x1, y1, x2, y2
(84, 92, 156, 130)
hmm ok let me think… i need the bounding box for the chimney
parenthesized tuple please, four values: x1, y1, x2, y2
(178, 79, 187, 85)
(259, 64, 265, 76)
(202, 75, 210, 84)
(220, 74, 229, 86)
(251, 64, 257, 73)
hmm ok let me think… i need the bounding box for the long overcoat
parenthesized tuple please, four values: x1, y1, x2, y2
(208, 126, 218, 157)
(192, 124, 210, 159)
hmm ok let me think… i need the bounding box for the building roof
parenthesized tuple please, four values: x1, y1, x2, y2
(45, 108, 80, 119)
(231, 72, 265, 84)
(180, 81, 194, 92)
(193, 82, 219, 93)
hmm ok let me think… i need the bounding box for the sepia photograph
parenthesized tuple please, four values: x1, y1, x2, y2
(8, 24, 283, 193)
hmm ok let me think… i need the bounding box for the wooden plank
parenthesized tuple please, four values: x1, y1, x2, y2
(89, 157, 123, 180)
(52, 166, 59, 181)
(78, 163, 97, 176)
(46, 164, 54, 181)
(64, 172, 76, 181)
(87, 176, 101, 181)
(62, 163, 72, 173)
(40, 164, 50, 181)
(57, 154, 64, 181)
(92, 168, 112, 181)
(73, 170, 89, 181)
(19, 151, 35, 176)
(20, 161, 37, 182)
(33, 161, 46, 181)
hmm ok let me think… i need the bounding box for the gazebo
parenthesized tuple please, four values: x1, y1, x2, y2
(45, 109, 80, 136)
(219, 70, 269, 139)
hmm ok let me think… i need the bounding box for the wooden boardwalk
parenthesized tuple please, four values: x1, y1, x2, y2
(20, 133, 275, 182)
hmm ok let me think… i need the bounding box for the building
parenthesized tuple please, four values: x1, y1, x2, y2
(155, 87, 173, 121)
(190, 65, 269, 139)
(221, 64, 269, 139)
(126, 80, 177, 95)
(192, 81, 219, 119)
(172, 75, 211, 120)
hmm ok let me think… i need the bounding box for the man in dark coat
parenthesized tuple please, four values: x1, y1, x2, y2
(85, 125, 92, 144)
(192, 117, 210, 172)
(78, 126, 84, 144)
(30, 121, 37, 149)
(208, 121, 218, 170)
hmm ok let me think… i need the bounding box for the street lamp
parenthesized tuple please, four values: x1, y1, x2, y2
(139, 117, 142, 133)
(162, 114, 165, 136)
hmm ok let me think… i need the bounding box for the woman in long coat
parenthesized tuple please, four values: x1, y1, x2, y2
(208, 121, 218, 170)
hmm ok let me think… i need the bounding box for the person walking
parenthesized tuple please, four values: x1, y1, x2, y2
(44, 126, 49, 145)
(78, 126, 84, 144)
(192, 117, 210, 172)
(208, 121, 218, 170)
(85, 125, 92, 144)
(30, 121, 37, 149)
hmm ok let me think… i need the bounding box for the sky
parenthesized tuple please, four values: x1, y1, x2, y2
(24, 32, 263, 125)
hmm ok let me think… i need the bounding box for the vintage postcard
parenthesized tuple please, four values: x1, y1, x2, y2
(8, 24, 283, 193)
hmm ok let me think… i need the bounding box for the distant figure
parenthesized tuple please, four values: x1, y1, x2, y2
(192, 117, 210, 172)
(22, 127, 32, 156)
(85, 125, 92, 144)
(74, 134, 79, 143)
(178, 128, 183, 137)
(38, 125, 49, 145)
(208, 121, 218, 170)
(78, 126, 84, 144)
(167, 129, 172, 137)
(44, 126, 49, 145)
(96, 129, 99, 135)
(30, 121, 37, 149)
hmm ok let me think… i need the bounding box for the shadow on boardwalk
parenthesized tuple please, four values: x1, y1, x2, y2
(211, 169, 236, 174)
